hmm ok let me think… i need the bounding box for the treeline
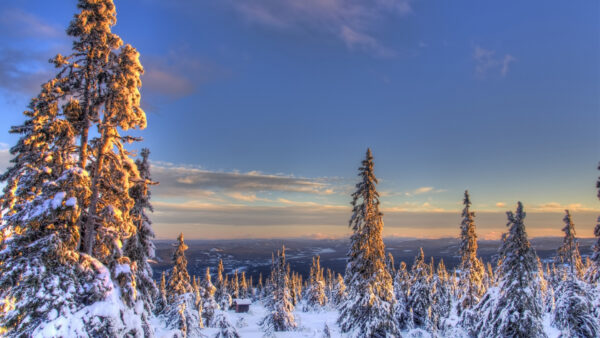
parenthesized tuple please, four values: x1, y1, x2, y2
(159, 151, 600, 337)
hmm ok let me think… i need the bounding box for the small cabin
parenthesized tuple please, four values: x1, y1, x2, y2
(232, 298, 251, 313)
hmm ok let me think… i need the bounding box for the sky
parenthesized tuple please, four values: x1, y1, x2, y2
(0, 0, 599, 240)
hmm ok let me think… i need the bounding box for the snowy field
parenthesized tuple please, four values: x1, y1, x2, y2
(153, 303, 341, 337)
(151, 301, 564, 338)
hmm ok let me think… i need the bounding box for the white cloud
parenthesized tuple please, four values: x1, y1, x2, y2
(530, 202, 599, 213)
(473, 45, 516, 78)
(404, 186, 445, 197)
(228, 0, 413, 57)
(0, 8, 61, 38)
(0, 147, 10, 172)
(151, 161, 336, 198)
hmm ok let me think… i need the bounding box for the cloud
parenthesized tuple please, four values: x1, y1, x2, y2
(0, 147, 11, 172)
(0, 48, 55, 96)
(0, 9, 69, 98)
(495, 202, 506, 208)
(473, 45, 516, 78)
(403, 186, 445, 197)
(382, 201, 447, 213)
(228, 0, 413, 57)
(141, 50, 223, 100)
(0, 8, 61, 38)
(530, 202, 599, 213)
(151, 162, 335, 198)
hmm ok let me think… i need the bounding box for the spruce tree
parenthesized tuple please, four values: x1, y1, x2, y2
(585, 163, 600, 284)
(393, 262, 411, 330)
(0, 0, 151, 335)
(470, 202, 546, 337)
(456, 190, 485, 315)
(337, 149, 398, 337)
(407, 248, 433, 329)
(333, 273, 347, 306)
(163, 233, 203, 337)
(123, 148, 158, 334)
(304, 255, 328, 311)
(557, 210, 584, 278)
(431, 259, 452, 330)
(201, 267, 220, 327)
(553, 211, 599, 336)
(261, 246, 296, 332)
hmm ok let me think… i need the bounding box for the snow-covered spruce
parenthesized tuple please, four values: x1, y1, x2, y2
(456, 190, 485, 314)
(162, 233, 203, 337)
(552, 274, 599, 337)
(557, 210, 584, 278)
(393, 261, 412, 330)
(260, 246, 297, 332)
(585, 162, 600, 284)
(467, 202, 546, 338)
(304, 255, 328, 311)
(337, 149, 399, 337)
(123, 148, 159, 336)
(407, 249, 434, 330)
(0, 0, 152, 336)
(201, 267, 220, 327)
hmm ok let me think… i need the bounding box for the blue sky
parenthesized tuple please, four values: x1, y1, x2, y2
(0, 0, 599, 239)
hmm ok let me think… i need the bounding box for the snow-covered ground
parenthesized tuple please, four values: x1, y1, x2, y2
(152, 302, 567, 338)
(154, 302, 341, 337)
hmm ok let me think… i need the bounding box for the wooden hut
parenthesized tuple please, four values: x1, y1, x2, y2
(232, 298, 251, 313)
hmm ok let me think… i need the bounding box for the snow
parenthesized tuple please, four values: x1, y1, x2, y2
(51, 192, 66, 209)
(233, 298, 252, 306)
(65, 197, 77, 207)
(153, 303, 342, 338)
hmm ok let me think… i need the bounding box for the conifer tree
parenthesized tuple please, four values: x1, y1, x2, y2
(393, 262, 412, 330)
(557, 210, 584, 278)
(201, 267, 220, 327)
(337, 149, 398, 337)
(456, 190, 485, 314)
(163, 233, 203, 337)
(552, 211, 599, 336)
(304, 255, 328, 311)
(0, 0, 151, 335)
(553, 277, 599, 337)
(213, 310, 240, 338)
(469, 202, 546, 337)
(123, 148, 158, 334)
(407, 248, 434, 329)
(333, 273, 347, 306)
(261, 246, 296, 332)
(155, 271, 168, 314)
(239, 271, 248, 299)
(586, 165, 600, 284)
(231, 270, 240, 299)
(431, 259, 452, 330)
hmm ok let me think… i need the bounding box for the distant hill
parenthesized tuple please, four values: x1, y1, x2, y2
(152, 236, 596, 281)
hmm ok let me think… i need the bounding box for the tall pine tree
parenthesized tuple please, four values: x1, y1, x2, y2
(469, 202, 546, 337)
(456, 190, 485, 314)
(337, 149, 398, 337)
(0, 0, 153, 335)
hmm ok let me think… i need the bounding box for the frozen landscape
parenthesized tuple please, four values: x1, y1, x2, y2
(0, 0, 599, 337)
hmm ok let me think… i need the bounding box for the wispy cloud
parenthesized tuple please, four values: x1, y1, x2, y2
(0, 9, 68, 98)
(0, 8, 61, 38)
(529, 202, 599, 213)
(0, 146, 10, 172)
(141, 49, 224, 100)
(403, 186, 446, 197)
(151, 161, 336, 199)
(495, 202, 506, 208)
(473, 45, 516, 78)
(228, 0, 413, 57)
